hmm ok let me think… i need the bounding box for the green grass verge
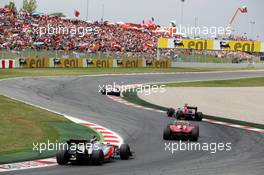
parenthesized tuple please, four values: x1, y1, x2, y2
(0, 95, 101, 164)
(0, 67, 261, 80)
(122, 77, 264, 130)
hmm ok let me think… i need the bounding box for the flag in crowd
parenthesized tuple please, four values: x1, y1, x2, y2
(74, 10, 80, 17)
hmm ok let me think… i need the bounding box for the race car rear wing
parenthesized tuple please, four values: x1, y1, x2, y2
(67, 136, 99, 145)
(67, 139, 90, 145)
(186, 106, 198, 112)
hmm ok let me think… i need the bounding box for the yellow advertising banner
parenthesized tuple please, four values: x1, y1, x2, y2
(158, 37, 263, 53)
(20, 58, 49, 68)
(55, 58, 83, 68)
(117, 59, 144, 68)
(177, 39, 214, 50)
(158, 38, 171, 49)
(86, 59, 113, 68)
(146, 59, 171, 68)
(218, 41, 261, 52)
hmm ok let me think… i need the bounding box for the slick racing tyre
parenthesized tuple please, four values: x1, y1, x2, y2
(56, 149, 70, 165)
(91, 149, 104, 165)
(163, 127, 171, 140)
(195, 112, 203, 121)
(120, 144, 131, 160)
(176, 110, 184, 120)
(167, 108, 175, 117)
(115, 91, 121, 96)
(190, 125, 199, 141)
(101, 89, 106, 95)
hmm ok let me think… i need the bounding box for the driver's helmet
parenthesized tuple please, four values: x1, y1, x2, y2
(90, 136, 98, 143)
(183, 104, 188, 113)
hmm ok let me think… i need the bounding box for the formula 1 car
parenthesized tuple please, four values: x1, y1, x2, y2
(167, 104, 203, 121)
(163, 121, 199, 141)
(56, 137, 132, 165)
(100, 87, 121, 96)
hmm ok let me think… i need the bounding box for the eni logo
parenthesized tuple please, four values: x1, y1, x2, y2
(29, 58, 46, 68)
(124, 60, 139, 68)
(233, 42, 255, 52)
(187, 40, 208, 50)
(154, 60, 170, 68)
(63, 59, 79, 68)
(95, 60, 111, 68)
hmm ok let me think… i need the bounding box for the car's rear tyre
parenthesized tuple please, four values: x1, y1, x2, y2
(120, 144, 131, 160)
(101, 89, 106, 95)
(190, 125, 199, 141)
(176, 111, 184, 120)
(195, 112, 203, 121)
(56, 149, 70, 165)
(91, 149, 104, 165)
(167, 108, 175, 117)
(163, 127, 171, 140)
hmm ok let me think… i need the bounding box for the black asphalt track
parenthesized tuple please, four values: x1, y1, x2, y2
(1, 71, 264, 175)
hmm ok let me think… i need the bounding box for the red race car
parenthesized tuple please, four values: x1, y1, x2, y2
(167, 104, 203, 121)
(163, 121, 199, 141)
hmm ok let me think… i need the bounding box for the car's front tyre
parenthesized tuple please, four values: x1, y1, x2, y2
(167, 108, 175, 117)
(163, 127, 171, 140)
(120, 144, 131, 160)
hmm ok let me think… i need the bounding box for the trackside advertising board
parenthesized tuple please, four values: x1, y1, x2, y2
(116, 59, 144, 68)
(54, 58, 83, 68)
(19, 58, 49, 68)
(146, 59, 171, 68)
(158, 38, 264, 53)
(86, 59, 113, 68)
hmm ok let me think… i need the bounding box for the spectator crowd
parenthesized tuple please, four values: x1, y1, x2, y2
(0, 10, 159, 56)
(0, 9, 259, 61)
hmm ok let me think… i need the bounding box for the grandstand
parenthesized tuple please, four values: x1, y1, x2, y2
(0, 8, 262, 63)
